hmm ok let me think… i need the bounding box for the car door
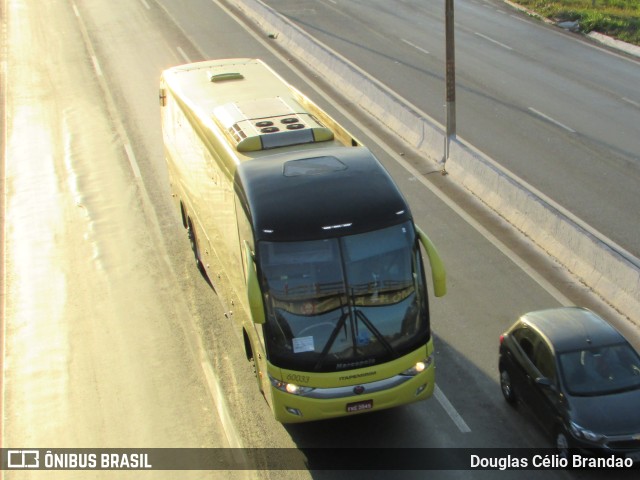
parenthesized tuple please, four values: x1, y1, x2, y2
(528, 338, 563, 435)
(507, 325, 540, 406)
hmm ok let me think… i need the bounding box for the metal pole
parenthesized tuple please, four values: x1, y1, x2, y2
(444, 0, 456, 173)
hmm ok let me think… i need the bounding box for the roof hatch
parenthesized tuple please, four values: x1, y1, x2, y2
(213, 97, 334, 152)
(208, 71, 244, 82)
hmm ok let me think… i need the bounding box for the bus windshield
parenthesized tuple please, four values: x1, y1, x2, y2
(258, 221, 429, 372)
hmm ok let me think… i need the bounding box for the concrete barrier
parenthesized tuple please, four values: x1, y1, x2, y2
(234, 0, 640, 325)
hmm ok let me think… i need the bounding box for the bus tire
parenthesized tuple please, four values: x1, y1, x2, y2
(244, 330, 263, 394)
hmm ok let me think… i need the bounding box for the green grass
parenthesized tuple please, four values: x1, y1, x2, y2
(514, 0, 640, 45)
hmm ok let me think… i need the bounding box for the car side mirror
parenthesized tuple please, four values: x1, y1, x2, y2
(535, 377, 556, 391)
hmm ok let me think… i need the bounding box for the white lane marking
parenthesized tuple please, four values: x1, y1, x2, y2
(528, 107, 576, 133)
(177, 46, 191, 63)
(124, 143, 142, 179)
(201, 361, 243, 448)
(435, 386, 471, 433)
(401, 38, 430, 55)
(138, 0, 151, 9)
(90, 55, 103, 77)
(622, 97, 640, 108)
(475, 32, 513, 51)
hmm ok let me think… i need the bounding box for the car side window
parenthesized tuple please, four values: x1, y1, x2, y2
(512, 327, 535, 363)
(533, 342, 557, 383)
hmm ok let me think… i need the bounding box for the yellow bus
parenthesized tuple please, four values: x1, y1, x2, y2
(160, 58, 446, 423)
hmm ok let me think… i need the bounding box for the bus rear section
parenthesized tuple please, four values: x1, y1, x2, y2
(160, 58, 446, 423)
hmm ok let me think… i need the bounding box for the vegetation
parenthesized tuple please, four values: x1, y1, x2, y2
(514, 0, 640, 45)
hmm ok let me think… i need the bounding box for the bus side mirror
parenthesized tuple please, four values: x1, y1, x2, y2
(414, 224, 447, 297)
(243, 241, 266, 324)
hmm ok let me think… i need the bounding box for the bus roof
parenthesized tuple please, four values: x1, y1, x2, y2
(161, 58, 357, 155)
(163, 58, 293, 107)
(234, 147, 413, 242)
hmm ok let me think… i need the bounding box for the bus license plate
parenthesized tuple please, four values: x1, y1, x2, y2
(346, 399, 373, 413)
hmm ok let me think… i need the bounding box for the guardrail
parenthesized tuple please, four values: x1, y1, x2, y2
(234, 0, 640, 325)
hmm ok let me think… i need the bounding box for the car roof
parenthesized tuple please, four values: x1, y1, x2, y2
(519, 307, 626, 353)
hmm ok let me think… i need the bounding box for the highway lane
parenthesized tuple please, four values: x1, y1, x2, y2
(1, 0, 256, 479)
(2, 0, 638, 478)
(259, 0, 640, 262)
(78, 3, 570, 477)
(2, 0, 241, 454)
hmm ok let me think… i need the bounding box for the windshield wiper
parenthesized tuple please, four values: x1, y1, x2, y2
(313, 287, 400, 370)
(354, 309, 397, 357)
(313, 310, 350, 371)
(349, 285, 397, 358)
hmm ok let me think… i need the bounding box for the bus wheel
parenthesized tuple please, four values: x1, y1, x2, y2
(187, 218, 205, 273)
(244, 330, 263, 394)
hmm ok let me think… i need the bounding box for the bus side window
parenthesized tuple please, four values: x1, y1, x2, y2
(235, 197, 253, 281)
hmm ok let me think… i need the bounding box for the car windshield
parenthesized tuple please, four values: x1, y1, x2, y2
(258, 221, 429, 372)
(559, 343, 640, 396)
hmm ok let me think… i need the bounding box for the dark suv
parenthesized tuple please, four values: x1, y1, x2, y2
(499, 307, 640, 460)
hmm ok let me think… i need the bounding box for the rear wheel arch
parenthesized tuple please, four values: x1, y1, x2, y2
(243, 328, 254, 361)
(244, 328, 265, 394)
(186, 216, 206, 275)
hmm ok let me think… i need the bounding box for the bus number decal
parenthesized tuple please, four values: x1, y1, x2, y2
(286, 374, 310, 384)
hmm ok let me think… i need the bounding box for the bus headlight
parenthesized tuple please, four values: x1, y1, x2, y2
(401, 356, 433, 376)
(269, 375, 315, 395)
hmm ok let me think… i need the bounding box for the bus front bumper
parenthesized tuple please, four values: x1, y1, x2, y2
(270, 366, 435, 423)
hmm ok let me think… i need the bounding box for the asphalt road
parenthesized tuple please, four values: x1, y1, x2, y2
(1, 0, 638, 479)
(1, 1, 246, 479)
(261, 0, 640, 261)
